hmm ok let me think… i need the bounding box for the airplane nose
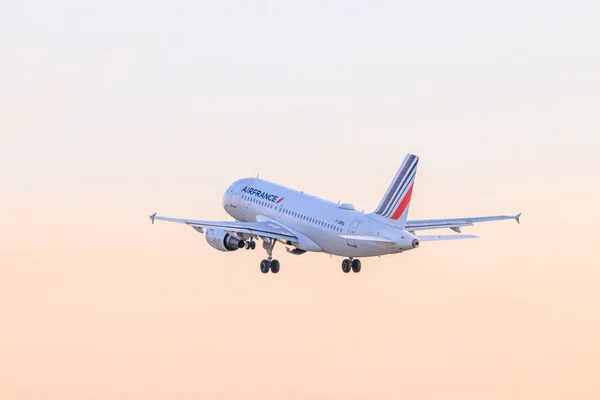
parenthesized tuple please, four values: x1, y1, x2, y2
(222, 191, 229, 207)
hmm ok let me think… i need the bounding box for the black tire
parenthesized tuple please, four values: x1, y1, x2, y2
(351, 259, 361, 273)
(260, 259, 270, 273)
(270, 260, 280, 273)
(251, 241, 256, 250)
(342, 259, 351, 273)
(244, 241, 251, 250)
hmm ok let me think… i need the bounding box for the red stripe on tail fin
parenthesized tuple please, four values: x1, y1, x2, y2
(390, 184, 414, 220)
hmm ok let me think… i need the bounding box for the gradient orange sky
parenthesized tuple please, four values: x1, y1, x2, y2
(2, 1, 599, 399)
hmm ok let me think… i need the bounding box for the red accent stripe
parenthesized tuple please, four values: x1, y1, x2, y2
(276, 197, 284, 204)
(390, 184, 414, 220)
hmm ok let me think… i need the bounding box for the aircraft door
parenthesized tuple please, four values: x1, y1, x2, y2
(346, 220, 361, 247)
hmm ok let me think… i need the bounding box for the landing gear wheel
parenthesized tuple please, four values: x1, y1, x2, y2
(260, 259, 270, 273)
(270, 260, 280, 273)
(251, 241, 256, 250)
(244, 241, 251, 250)
(351, 259, 361, 273)
(341, 259, 351, 273)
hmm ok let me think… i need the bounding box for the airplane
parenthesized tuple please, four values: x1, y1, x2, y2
(149, 154, 521, 274)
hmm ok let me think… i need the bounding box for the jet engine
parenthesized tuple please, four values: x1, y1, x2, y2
(205, 228, 245, 251)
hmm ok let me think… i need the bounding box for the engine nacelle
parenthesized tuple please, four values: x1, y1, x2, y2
(205, 228, 245, 251)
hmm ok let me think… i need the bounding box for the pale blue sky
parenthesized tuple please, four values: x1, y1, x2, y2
(3, 1, 598, 176)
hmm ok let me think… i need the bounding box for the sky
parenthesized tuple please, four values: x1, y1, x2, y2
(1, 0, 599, 399)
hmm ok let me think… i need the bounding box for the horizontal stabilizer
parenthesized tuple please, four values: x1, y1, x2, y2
(338, 234, 396, 243)
(416, 234, 479, 242)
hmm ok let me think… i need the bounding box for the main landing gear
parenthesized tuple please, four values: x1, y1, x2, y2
(260, 259, 280, 274)
(244, 240, 256, 250)
(260, 238, 280, 274)
(342, 258, 361, 273)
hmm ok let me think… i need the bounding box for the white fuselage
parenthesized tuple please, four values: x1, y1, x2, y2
(222, 178, 418, 257)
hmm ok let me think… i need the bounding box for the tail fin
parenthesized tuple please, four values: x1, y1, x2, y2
(372, 154, 419, 228)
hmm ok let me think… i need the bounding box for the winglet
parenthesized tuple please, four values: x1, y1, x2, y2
(150, 213, 157, 224)
(515, 213, 522, 224)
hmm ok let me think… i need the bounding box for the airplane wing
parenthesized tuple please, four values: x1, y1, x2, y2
(406, 213, 521, 232)
(149, 213, 298, 242)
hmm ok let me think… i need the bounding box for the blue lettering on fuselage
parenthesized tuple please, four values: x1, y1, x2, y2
(241, 186, 279, 202)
